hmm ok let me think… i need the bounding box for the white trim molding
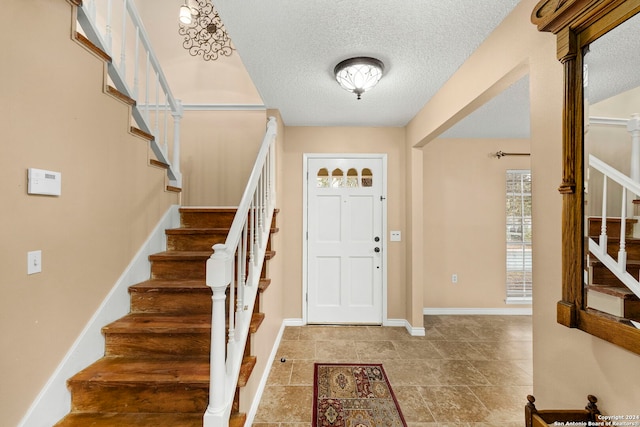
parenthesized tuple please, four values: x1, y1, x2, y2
(423, 307, 532, 316)
(18, 205, 181, 427)
(384, 318, 426, 336)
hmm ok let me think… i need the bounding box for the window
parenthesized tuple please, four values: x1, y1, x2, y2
(315, 167, 374, 189)
(506, 170, 532, 303)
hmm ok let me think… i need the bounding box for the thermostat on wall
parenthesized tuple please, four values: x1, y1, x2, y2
(28, 168, 62, 196)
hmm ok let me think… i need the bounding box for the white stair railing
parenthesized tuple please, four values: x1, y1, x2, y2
(204, 116, 278, 427)
(588, 154, 640, 300)
(75, 0, 182, 186)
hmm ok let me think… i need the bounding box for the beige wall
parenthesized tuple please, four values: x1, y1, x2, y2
(180, 110, 268, 206)
(408, 0, 640, 412)
(280, 127, 407, 320)
(0, 1, 179, 425)
(423, 138, 531, 308)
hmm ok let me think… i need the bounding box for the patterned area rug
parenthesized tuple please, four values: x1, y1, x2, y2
(313, 363, 407, 427)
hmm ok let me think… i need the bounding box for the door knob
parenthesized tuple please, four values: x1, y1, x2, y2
(374, 247, 380, 253)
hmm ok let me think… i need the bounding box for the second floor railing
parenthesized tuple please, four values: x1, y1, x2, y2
(75, 0, 182, 186)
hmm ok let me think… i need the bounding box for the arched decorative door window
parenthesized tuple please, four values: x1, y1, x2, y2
(362, 168, 373, 187)
(317, 168, 329, 188)
(346, 168, 359, 187)
(331, 168, 344, 188)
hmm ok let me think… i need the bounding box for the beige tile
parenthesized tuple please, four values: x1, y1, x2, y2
(383, 360, 440, 386)
(432, 325, 480, 341)
(424, 359, 491, 386)
(275, 340, 316, 360)
(393, 386, 436, 423)
(282, 326, 301, 341)
(367, 326, 415, 340)
(424, 325, 447, 341)
(470, 360, 532, 386)
(290, 360, 315, 385)
(473, 340, 532, 360)
(430, 341, 489, 361)
(298, 325, 370, 341)
(257, 316, 533, 425)
(314, 339, 359, 361)
(469, 385, 532, 422)
(418, 386, 489, 423)
(354, 340, 401, 359)
(254, 386, 313, 423)
(393, 340, 442, 359)
(266, 359, 293, 385)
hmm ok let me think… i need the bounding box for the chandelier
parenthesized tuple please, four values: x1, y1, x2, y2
(178, 0, 234, 61)
(334, 57, 384, 100)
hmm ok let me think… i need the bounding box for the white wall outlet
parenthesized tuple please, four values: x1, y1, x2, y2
(390, 231, 401, 241)
(28, 250, 42, 275)
(451, 274, 458, 284)
(28, 168, 62, 196)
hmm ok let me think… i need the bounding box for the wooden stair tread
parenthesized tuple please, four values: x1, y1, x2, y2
(149, 251, 212, 260)
(129, 279, 209, 292)
(167, 227, 231, 234)
(238, 356, 256, 387)
(54, 412, 203, 427)
(69, 357, 210, 385)
(103, 313, 211, 334)
(259, 278, 271, 293)
(229, 412, 247, 427)
(588, 285, 640, 300)
(250, 313, 265, 334)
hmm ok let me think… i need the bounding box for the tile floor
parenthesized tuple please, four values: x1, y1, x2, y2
(252, 315, 532, 427)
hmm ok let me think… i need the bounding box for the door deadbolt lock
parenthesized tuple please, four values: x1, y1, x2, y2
(374, 236, 380, 242)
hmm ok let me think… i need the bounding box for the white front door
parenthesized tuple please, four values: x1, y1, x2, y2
(306, 156, 385, 324)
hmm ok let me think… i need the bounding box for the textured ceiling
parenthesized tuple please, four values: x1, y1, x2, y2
(213, 0, 523, 128)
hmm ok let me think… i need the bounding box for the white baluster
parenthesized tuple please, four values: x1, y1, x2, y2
(106, 0, 113, 52)
(600, 176, 608, 254)
(144, 52, 150, 122)
(155, 74, 160, 139)
(619, 189, 628, 270)
(133, 27, 140, 99)
(171, 100, 183, 187)
(120, 0, 127, 78)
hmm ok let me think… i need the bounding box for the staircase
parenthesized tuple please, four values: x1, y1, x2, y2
(587, 217, 640, 321)
(54, 207, 277, 427)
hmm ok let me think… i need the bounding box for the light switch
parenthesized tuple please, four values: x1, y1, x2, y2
(28, 250, 42, 275)
(390, 231, 401, 242)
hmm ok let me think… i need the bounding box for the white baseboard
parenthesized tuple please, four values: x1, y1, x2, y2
(18, 205, 180, 427)
(385, 318, 426, 336)
(423, 307, 533, 315)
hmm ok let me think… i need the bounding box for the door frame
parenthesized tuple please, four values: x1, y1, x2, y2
(302, 153, 388, 325)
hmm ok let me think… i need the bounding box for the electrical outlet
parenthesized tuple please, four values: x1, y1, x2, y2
(390, 231, 401, 241)
(451, 274, 458, 284)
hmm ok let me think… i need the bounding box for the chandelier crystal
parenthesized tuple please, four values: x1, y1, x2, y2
(178, 0, 234, 61)
(334, 57, 384, 100)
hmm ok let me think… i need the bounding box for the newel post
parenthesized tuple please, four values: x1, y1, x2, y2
(205, 243, 232, 424)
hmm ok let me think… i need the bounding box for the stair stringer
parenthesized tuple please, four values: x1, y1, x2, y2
(17, 205, 180, 427)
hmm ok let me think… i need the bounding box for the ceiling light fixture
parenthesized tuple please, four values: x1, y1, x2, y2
(178, 0, 234, 61)
(334, 57, 384, 100)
